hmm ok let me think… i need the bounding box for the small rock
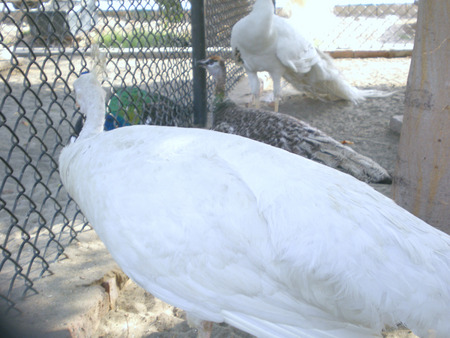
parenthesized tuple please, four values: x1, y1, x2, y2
(390, 115, 403, 134)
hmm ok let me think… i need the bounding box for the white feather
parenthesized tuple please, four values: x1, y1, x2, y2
(231, 0, 392, 107)
(59, 73, 450, 338)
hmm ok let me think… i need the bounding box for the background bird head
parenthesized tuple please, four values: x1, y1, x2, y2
(197, 56, 225, 80)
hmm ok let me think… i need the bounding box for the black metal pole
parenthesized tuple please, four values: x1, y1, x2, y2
(191, 0, 207, 126)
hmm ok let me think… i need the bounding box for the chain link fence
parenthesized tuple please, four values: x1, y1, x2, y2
(276, 1, 417, 53)
(328, 3, 417, 51)
(1, 0, 416, 315)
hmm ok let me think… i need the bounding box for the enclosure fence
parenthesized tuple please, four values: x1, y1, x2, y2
(294, 2, 417, 52)
(1, 0, 416, 315)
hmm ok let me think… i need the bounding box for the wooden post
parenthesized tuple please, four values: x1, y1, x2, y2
(392, 1, 450, 233)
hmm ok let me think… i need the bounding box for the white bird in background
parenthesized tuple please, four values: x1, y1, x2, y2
(59, 72, 450, 337)
(231, 0, 391, 112)
(197, 55, 391, 184)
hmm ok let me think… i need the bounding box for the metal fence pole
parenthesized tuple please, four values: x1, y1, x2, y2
(191, 0, 207, 126)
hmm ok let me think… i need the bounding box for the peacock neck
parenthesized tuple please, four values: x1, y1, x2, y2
(247, 0, 275, 42)
(253, 0, 274, 11)
(252, 0, 275, 19)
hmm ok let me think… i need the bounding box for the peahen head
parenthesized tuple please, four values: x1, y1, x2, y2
(197, 56, 226, 104)
(197, 56, 225, 81)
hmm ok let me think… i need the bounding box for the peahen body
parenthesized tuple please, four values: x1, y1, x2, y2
(198, 56, 391, 184)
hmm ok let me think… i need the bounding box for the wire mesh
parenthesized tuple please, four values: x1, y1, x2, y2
(0, 0, 417, 315)
(279, 2, 417, 52)
(328, 4, 417, 51)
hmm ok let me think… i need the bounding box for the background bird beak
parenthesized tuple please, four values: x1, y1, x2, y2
(196, 59, 208, 68)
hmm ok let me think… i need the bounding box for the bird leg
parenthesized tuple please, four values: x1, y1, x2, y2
(248, 72, 261, 109)
(271, 73, 282, 113)
(274, 97, 279, 113)
(252, 94, 261, 109)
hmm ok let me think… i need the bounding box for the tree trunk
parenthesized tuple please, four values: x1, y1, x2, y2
(392, 1, 450, 233)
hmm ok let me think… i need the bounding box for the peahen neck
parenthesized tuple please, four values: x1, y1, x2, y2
(250, 0, 275, 29)
(212, 61, 227, 108)
(253, 0, 275, 16)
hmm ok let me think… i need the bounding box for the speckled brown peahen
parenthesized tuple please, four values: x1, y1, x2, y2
(197, 56, 391, 184)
